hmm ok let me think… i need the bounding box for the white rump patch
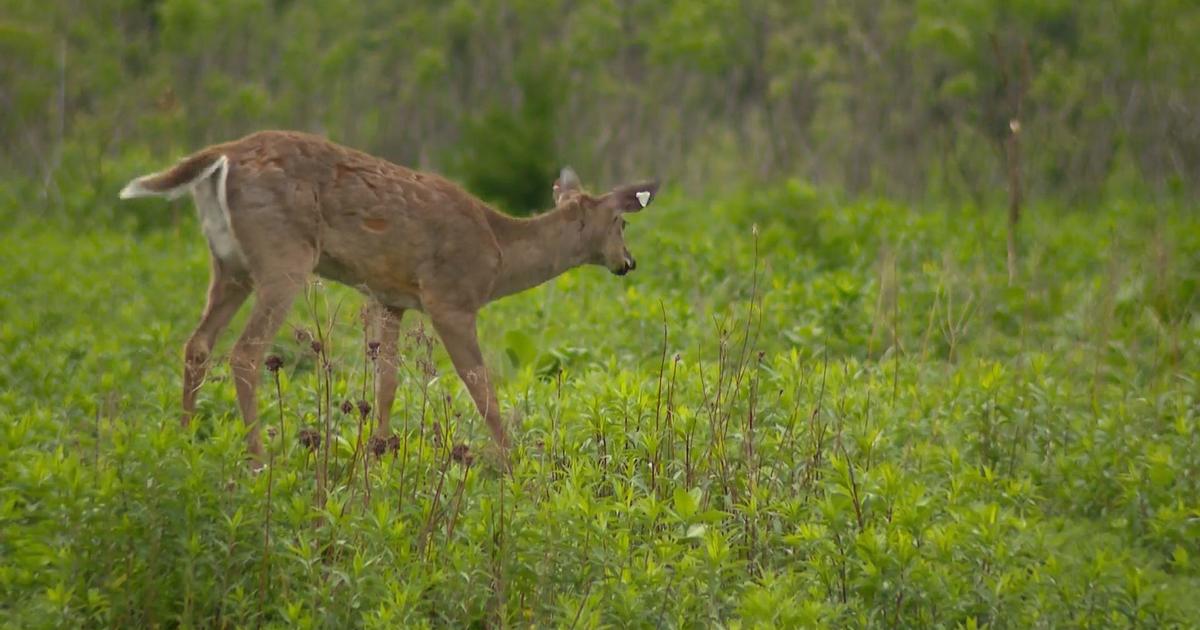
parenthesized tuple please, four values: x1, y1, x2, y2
(192, 157, 243, 264)
(636, 191, 651, 207)
(119, 154, 242, 263)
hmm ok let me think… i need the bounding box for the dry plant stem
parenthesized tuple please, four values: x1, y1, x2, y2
(655, 565, 680, 629)
(839, 441, 865, 531)
(665, 354, 680, 475)
(990, 33, 1032, 285)
(745, 352, 763, 488)
(361, 412, 371, 506)
(321, 310, 337, 503)
(568, 576, 596, 630)
(259, 368, 283, 620)
(783, 359, 809, 486)
(494, 470, 508, 628)
(302, 287, 326, 510)
(693, 339, 710, 480)
(715, 230, 765, 504)
(891, 253, 901, 407)
(444, 469, 470, 540)
(799, 345, 830, 490)
(701, 319, 732, 498)
(653, 302, 669, 492)
(552, 372, 564, 486)
(344, 340, 377, 509)
(341, 406, 370, 515)
(419, 438, 454, 559)
(729, 229, 764, 403)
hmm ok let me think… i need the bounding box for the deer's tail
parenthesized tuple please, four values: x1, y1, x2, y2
(119, 150, 228, 201)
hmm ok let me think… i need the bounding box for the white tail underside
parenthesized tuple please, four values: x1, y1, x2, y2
(118, 155, 230, 200)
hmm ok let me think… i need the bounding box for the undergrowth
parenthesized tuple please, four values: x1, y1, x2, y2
(1, 184, 1198, 627)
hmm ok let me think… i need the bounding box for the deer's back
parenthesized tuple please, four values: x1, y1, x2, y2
(214, 131, 500, 310)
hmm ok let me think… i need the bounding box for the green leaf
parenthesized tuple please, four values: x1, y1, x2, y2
(673, 486, 701, 520)
(504, 329, 538, 368)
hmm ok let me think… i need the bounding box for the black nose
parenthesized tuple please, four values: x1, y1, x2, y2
(628, 259, 637, 271)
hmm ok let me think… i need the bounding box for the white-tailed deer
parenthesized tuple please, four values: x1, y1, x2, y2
(120, 130, 659, 466)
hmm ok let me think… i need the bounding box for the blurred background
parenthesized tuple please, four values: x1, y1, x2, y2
(1, 0, 1197, 217)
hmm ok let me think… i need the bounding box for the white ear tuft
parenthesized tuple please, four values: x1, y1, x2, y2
(559, 166, 580, 188)
(635, 191, 651, 207)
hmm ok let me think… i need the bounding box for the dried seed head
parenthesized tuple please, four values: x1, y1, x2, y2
(294, 328, 313, 344)
(357, 399, 371, 419)
(451, 443, 474, 467)
(265, 355, 284, 373)
(298, 427, 320, 451)
(422, 359, 438, 379)
(310, 340, 323, 355)
(370, 435, 399, 457)
(340, 400, 354, 415)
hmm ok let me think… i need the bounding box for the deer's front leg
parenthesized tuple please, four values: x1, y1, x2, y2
(427, 307, 509, 452)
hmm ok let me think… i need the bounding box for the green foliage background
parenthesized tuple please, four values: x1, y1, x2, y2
(2, 0, 1199, 210)
(1, 1, 1199, 628)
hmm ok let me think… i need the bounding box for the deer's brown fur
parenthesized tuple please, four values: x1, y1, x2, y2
(120, 130, 659, 466)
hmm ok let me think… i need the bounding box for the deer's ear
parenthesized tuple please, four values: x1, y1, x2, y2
(553, 167, 582, 204)
(605, 181, 660, 213)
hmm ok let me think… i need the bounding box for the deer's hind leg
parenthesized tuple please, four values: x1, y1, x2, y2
(223, 202, 318, 464)
(228, 260, 310, 465)
(182, 256, 251, 427)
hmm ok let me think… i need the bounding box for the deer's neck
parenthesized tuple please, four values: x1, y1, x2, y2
(486, 204, 591, 301)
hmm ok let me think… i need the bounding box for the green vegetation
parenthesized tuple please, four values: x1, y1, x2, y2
(2, 187, 1198, 626)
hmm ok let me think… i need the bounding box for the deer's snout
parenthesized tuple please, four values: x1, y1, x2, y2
(615, 254, 636, 276)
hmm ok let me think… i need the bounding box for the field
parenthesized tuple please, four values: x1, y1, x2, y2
(2, 185, 1199, 628)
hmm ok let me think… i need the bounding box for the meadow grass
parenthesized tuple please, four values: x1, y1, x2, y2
(1, 185, 1198, 627)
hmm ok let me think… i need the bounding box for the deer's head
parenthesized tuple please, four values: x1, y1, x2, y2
(553, 167, 660, 276)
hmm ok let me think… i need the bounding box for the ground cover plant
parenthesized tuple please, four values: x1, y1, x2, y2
(1, 181, 1198, 627)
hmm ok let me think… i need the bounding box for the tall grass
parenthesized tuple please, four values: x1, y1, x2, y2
(1, 188, 1198, 627)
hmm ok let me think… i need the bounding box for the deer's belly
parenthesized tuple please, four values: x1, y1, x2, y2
(314, 253, 424, 312)
(370, 289, 423, 312)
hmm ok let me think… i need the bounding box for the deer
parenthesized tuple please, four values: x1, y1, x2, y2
(119, 130, 659, 468)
